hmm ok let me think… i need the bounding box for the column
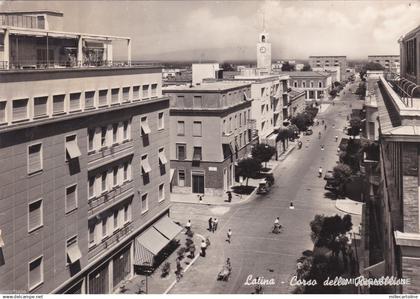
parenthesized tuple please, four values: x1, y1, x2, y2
(77, 35, 83, 67)
(106, 42, 113, 66)
(127, 39, 131, 66)
(3, 29, 9, 70)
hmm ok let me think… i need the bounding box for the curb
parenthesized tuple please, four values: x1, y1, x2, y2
(279, 144, 296, 161)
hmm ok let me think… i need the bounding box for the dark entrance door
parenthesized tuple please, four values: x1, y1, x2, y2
(192, 173, 204, 194)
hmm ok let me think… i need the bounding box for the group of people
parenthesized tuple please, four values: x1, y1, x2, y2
(208, 217, 219, 232)
(272, 217, 282, 234)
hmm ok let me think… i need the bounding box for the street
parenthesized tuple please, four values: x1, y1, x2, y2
(169, 82, 364, 294)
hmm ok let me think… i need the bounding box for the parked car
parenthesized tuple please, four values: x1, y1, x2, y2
(304, 128, 313, 135)
(323, 170, 334, 181)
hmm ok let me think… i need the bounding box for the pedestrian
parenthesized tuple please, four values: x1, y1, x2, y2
(200, 239, 207, 257)
(176, 257, 182, 273)
(226, 191, 232, 202)
(321, 145, 324, 151)
(324, 124, 327, 130)
(189, 245, 196, 258)
(318, 167, 323, 178)
(318, 131, 321, 139)
(273, 217, 280, 234)
(185, 220, 191, 234)
(226, 229, 232, 243)
(322, 120, 324, 125)
(335, 135, 338, 142)
(213, 218, 218, 231)
(226, 258, 232, 272)
(208, 217, 213, 231)
(198, 195, 203, 202)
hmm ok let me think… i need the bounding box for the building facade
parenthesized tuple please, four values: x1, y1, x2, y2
(278, 71, 332, 103)
(399, 25, 420, 86)
(256, 32, 271, 74)
(309, 56, 347, 81)
(0, 11, 177, 295)
(163, 82, 257, 197)
(368, 55, 400, 74)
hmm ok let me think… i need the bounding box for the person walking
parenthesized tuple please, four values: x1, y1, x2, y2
(226, 229, 232, 243)
(324, 124, 327, 130)
(208, 217, 213, 231)
(321, 145, 324, 151)
(335, 135, 338, 142)
(185, 220, 191, 234)
(273, 217, 280, 234)
(318, 167, 323, 178)
(200, 239, 207, 257)
(213, 218, 218, 231)
(226, 191, 232, 202)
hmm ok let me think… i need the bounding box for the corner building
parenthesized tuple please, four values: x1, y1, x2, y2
(164, 82, 257, 196)
(0, 11, 175, 294)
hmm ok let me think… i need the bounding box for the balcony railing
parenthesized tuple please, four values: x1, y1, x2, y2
(0, 60, 162, 71)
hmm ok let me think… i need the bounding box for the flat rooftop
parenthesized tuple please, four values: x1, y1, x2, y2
(0, 10, 63, 16)
(163, 82, 250, 92)
(276, 71, 330, 78)
(309, 56, 347, 58)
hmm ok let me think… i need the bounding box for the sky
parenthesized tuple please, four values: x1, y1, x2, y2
(1, 0, 419, 61)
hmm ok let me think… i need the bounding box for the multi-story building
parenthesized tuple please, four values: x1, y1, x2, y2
(277, 71, 332, 103)
(234, 70, 290, 139)
(362, 25, 420, 294)
(368, 55, 400, 74)
(309, 56, 347, 81)
(399, 25, 420, 86)
(192, 63, 222, 85)
(163, 82, 257, 196)
(0, 11, 178, 294)
(256, 32, 271, 74)
(288, 89, 306, 119)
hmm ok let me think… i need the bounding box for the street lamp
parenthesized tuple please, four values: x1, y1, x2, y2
(141, 261, 151, 294)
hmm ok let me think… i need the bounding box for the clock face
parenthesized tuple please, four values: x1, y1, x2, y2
(260, 47, 266, 53)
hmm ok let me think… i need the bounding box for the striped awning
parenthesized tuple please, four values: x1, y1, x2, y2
(134, 238, 154, 266)
(153, 216, 182, 240)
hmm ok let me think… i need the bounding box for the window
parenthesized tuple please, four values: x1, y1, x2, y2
(239, 113, 242, 127)
(101, 172, 107, 193)
(28, 143, 42, 174)
(293, 81, 298, 88)
(69, 92, 81, 111)
(102, 218, 108, 238)
(310, 81, 314, 88)
(98, 89, 108, 106)
(142, 85, 149, 98)
(65, 184, 78, 213)
(113, 166, 118, 187)
(177, 121, 185, 136)
(29, 256, 43, 291)
(141, 155, 151, 174)
(28, 199, 43, 232)
(261, 87, 265, 97)
(85, 91, 95, 109)
(318, 81, 323, 88)
(52, 94, 65, 114)
(123, 120, 130, 140)
(114, 210, 119, 230)
(65, 135, 81, 161)
(141, 193, 148, 213)
(193, 96, 202, 108)
(302, 81, 306, 88)
(122, 87, 130, 102)
(140, 117, 151, 136)
(158, 184, 165, 202)
(192, 121, 202, 136)
(111, 88, 120, 104)
(133, 86, 140, 100)
(12, 98, 28, 121)
(176, 96, 185, 107)
(124, 204, 131, 223)
(178, 170, 185, 187)
(66, 235, 82, 265)
(88, 176, 95, 199)
(34, 96, 48, 118)
(88, 128, 95, 152)
(406, 38, 417, 76)
(176, 144, 186, 160)
(0, 101, 6, 123)
(89, 224, 95, 246)
(123, 162, 131, 182)
(151, 84, 158, 97)
(193, 147, 202, 161)
(101, 127, 107, 147)
(112, 124, 118, 144)
(158, 112, 164, 130)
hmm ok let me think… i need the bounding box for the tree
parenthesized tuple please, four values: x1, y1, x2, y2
(221, 62, 235, 71)
(302, 64, 312, 71)
(251, 143, 276, 167)
(276, 128, 289, 152)
(333, 81, 341, 88)
(348, 116, 362, 137)
(363, 62, 385, 71)
(339, 138, 362, 173)
(332, 163, 353, 194)
(355, 81, 367, 99)
(281, 62, 296, 71)
(237, 158, 262, 186)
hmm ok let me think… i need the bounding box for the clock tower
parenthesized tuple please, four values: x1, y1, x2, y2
(257, 32, 272, 72)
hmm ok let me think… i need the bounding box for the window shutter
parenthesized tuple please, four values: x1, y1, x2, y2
(85, 91, 95, 108)
(111, 88, 120, 104)
(29, 257, 42, 289)
(122, 87, 130, 102)
(0, 102, 6, 123)
(99, 90, 108, 106)
(53, 95, 65, 114)
(34, 97, 48, 117)
(13, 99, 28, 121)
(142, 85, 149, 98)
(69, 93, 81, 111)
(28, 144, 42, 173)
(133, 86, 140, 100)
(29, 200, 42, 231)
(66, 185, 77, 212)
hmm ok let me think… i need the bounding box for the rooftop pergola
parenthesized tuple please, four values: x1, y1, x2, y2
(1, 25, 132, 69)
(388, 72, 420, 108)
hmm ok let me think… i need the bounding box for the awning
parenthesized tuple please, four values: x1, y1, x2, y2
(134, 240, 154, 266)
(66, 140, 81, 159)
(141, 158, 152, 173)
(141, 121, 151, 135)
(222, 144, 233, 159)
(193, 148, 202, 161)
(170, 169, 175, 182)
(158, 151, 168, 165)
(67, 244, 82, 264)
(153, 216, 182, 240)
(0, 229, 4, 248)
(135, 227, 170, 256)
(362, 260, 385, 278)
